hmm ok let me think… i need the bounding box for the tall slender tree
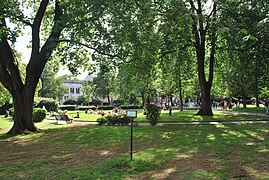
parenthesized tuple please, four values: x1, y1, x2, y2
(188, 0, 218, 116)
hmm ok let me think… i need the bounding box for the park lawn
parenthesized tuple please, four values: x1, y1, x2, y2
(158, 110, 269, 122)
(0, 116, 72, 134)
(0, 118, 268, 179)
(47, 109, 269, 122)
(231, 105, 266, 114)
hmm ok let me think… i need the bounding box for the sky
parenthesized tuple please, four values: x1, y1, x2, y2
(14, 27, 88, 80)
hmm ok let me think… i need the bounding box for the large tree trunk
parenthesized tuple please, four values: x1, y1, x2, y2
(242, 95, 247, 108)
(179, 84, 183, 112)
(8, 92, 39, 135)
(0, 1, 64, 135)
(107, 94, 111, 105)
(196, 84, 213, 116)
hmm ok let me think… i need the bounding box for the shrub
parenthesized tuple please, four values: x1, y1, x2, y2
(105, 116, 117, 125)
(63, 99, 77, 105)
(112, 99, 123, 106)
(91, 99, 102, 106)
(97, 117, 107, 125)
(36, 99, 58, 112)
(146, 104, 161, 126)
(32, 108, 46, 122)
(97, 115, 131, 126)
(117, 115, 131, 125)
(0, 103, 12, 115)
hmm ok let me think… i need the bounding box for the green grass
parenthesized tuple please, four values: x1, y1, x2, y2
(231, 105, 266, 114)
(0, 118, 268, 179)
(46, 108, 269, 122)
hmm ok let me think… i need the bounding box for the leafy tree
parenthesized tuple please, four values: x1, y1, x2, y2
(0, 0, 66, 134)
(186, 0, 220, 116)
(0, 0, 113, 135)
(39, 63, 68, 100)
(220, 0, 269, 107)
(0, 83, 12, 106)
(81, 80, 95, 105)
(92, 63, 113, 105)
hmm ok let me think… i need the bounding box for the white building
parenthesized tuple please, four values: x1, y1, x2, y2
(61, 75, 94, 104)
(61, 80, 83, 103)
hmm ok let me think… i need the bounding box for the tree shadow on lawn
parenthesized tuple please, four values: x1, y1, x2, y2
(130, 124, 269, 179)
(0, 124, 268, 179)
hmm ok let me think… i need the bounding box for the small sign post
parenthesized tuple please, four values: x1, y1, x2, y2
(126, 111, 137, 161)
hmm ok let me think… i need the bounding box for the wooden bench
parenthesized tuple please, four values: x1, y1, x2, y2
(54, 115, 69, 124)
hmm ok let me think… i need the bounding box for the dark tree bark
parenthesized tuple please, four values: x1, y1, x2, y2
(0, 0, 64, 135)
(179, 80, 183, 112)
(242, 95, 247, 108)
(189, 0, 217, 116)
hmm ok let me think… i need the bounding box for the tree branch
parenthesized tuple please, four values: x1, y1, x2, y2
(26, 0, 64, 91)
(159, 44, 193, 59)
(58, 39, 128, 63)
(31, 0, 49, 57)
(0, 18, 24, 93)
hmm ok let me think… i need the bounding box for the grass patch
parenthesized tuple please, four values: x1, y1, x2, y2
(0, 120, 268, 179)
(45, 108, 269, 122)
(231, 105, 266, 114)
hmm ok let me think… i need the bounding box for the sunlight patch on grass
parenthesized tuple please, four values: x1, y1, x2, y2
(207, 134, 216, 141)
(151, 167, 177, 179)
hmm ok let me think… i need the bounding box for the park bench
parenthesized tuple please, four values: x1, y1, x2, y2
(54, 114, 69, 124)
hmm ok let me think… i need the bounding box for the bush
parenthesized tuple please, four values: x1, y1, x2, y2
(112, 99, 123, 106)
(35, 98, 58, 112)
(63, 99, 77, 105)
(146, 104, 161, 126)
(32, 108, 46, 122)
(97, 117, 107, 125)
(91, 99, 102, 106)
(0, 103, 12, 115)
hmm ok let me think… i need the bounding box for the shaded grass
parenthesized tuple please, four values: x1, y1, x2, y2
(0, 119, 268, 179)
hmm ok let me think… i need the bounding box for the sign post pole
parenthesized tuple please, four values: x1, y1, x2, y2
(126, 111, 137, 161)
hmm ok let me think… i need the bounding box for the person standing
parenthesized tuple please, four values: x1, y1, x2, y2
(169, 105, 172, 116)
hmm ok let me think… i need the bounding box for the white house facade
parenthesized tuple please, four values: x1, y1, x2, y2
(60, 75, 94, 104)
(61, 80, 82, 104)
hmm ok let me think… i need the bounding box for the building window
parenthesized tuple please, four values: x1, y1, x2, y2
(70, 87, 74, 94)
(76, 88, 80, 94)
(64, 96, 69, 100)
